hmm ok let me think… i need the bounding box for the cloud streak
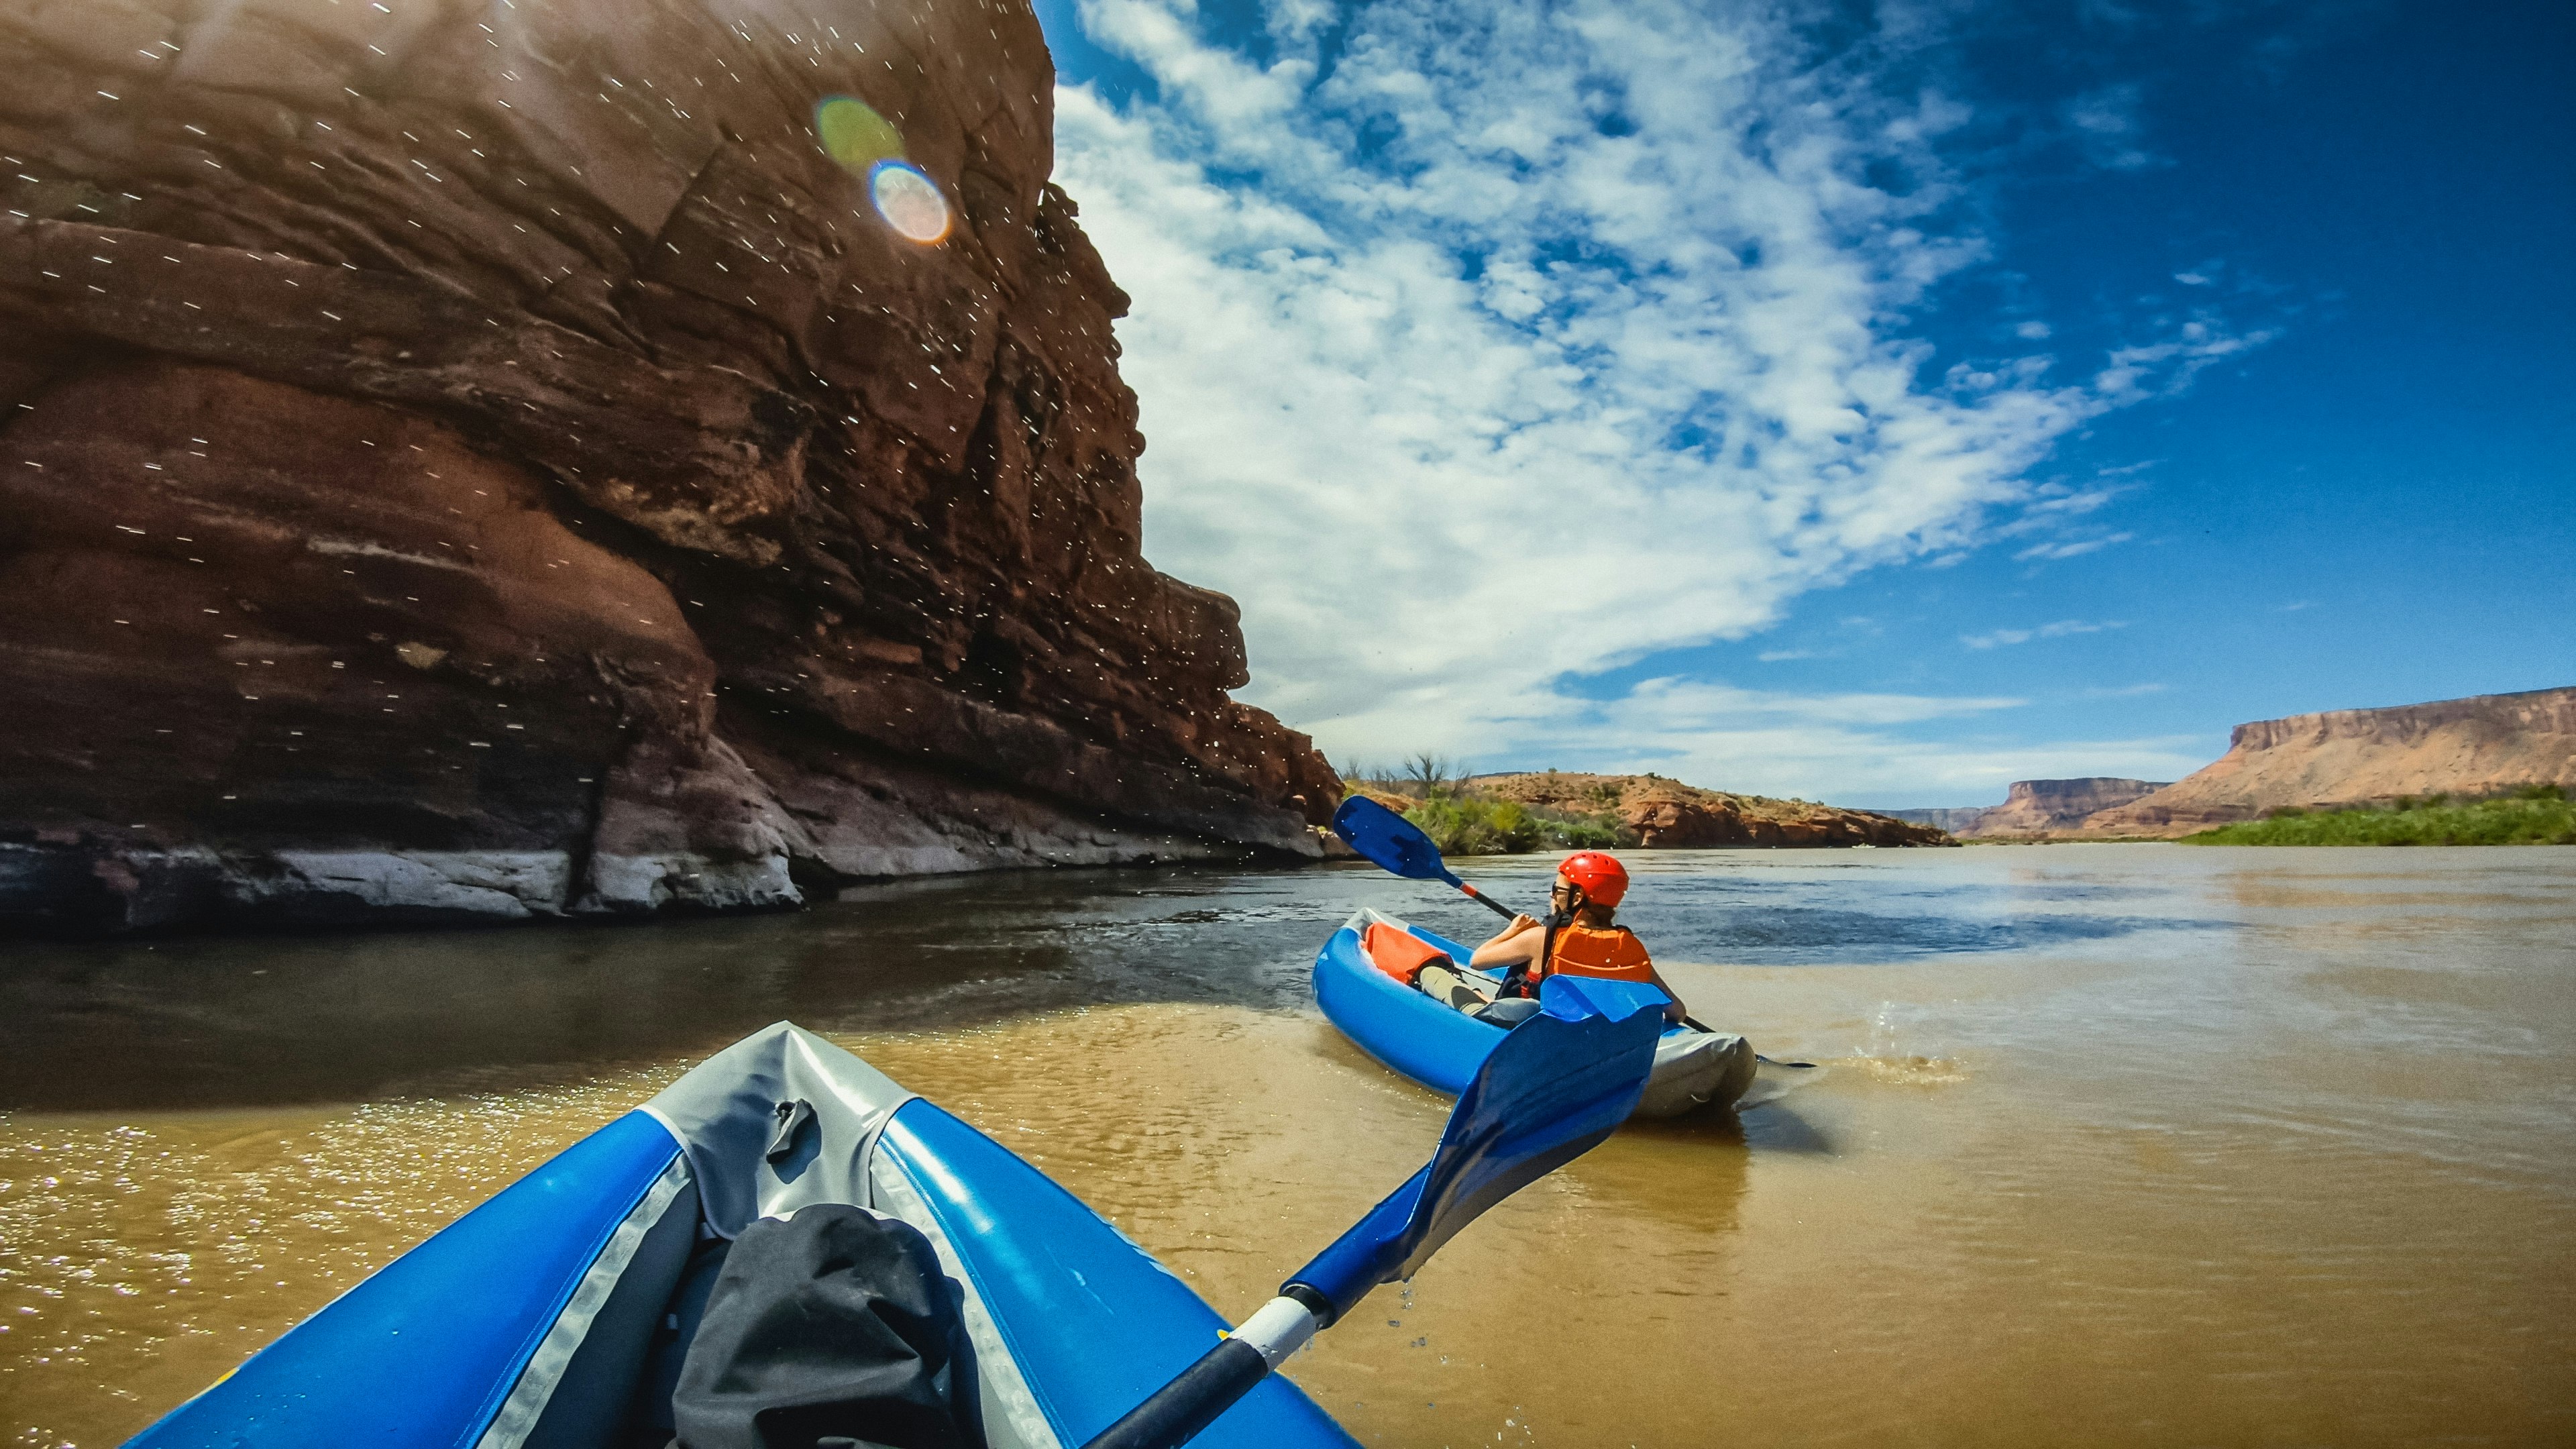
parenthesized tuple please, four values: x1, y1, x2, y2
(1961, 619, 2128, 649)
(1049, 0, 2267, 773)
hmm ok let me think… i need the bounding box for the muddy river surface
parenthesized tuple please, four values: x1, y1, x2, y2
(4, 845, 2572, 1446)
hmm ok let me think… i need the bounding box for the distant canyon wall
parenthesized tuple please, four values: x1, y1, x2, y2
(1891, 689, 2576, 841)
(2082, 686, 2576, 836)
(1884, 778, 2169, 839)
(0, 0, 1337, 933)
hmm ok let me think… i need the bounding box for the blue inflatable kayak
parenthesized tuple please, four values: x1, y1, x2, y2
(127, 1022, 1354, 1449)
(1317, 909, 1756, 1118)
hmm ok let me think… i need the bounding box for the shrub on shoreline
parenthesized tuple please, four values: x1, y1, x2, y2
(1337, 761, 1637, 856)
(2181, 786, 2574, 846)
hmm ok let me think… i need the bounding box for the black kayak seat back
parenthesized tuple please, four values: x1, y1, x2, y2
(672, 1203, 983, 1449)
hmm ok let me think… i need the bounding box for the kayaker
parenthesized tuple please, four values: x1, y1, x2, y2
(1440, 851, 1690, 1024)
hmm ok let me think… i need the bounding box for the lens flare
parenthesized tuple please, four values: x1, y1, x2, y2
(868, 160, 951, 245)
(813, 95, 903, 176)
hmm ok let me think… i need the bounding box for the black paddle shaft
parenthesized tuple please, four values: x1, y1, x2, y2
(1081, 1335, 1270, 1449)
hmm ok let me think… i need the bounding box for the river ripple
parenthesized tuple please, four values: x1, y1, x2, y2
(3, 844, 2571, 1446)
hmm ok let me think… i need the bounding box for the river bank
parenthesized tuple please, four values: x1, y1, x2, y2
(2180, 788, 2576, 845)
(6, 845, 2572, 1446)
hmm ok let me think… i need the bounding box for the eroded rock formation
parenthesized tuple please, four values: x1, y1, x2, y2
(1476, 773, 1953, 849)
(0, 0, 1337, 932)
(1884, 777, 2169, 839)
(2081, 687, 2576, 837)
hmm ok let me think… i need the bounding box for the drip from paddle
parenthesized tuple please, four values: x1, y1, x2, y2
(1077, 975, 1668, 1449)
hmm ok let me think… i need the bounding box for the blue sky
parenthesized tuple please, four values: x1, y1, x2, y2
(1030, 0, 2574, 807)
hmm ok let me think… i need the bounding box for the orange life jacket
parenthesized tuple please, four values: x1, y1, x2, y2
(1537, 923, 1656, 984)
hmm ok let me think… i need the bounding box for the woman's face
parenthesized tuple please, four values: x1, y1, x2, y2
(1550, 877, 1576, 910)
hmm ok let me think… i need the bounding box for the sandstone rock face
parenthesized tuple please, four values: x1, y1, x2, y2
(2081, 687, 2576, 837)
(0, 0, 1336, 932)
(1878, 806, 1990, 836)
(1476, 773, 1954, 849)
(1885, 778, 2169, 839)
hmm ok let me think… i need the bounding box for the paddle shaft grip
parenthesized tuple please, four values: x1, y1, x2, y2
(1458, 882, 1517, 919)
(1080, 1338, 1269, 1449)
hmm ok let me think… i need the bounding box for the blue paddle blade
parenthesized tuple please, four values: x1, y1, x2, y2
(1286, 975, 1665, 1319)
(1332, 796, 1462, 887)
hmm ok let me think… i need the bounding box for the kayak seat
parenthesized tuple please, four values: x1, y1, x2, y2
(1470, 996, 1543, 1028)
(1361, 921, 1452, 985)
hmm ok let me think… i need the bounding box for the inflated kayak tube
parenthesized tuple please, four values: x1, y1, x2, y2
(1081, 1296, 1321, 1449)
(1281, 1165, 1432, 1324)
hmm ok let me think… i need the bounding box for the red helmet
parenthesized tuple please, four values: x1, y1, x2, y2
(1556, 851, 1629, 908)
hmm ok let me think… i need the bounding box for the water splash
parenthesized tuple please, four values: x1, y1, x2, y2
(1853, 1000, 1969, 1085)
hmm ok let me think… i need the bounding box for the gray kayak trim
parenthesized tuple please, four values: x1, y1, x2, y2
(869, 1148, 1063, 1449)
(474, 1157, 694, 1449)
(638, 1021, 915, 1240)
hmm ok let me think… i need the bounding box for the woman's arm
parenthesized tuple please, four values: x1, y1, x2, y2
(1468, 914, 1544, 970)
(1646, 965, 1688, 1024)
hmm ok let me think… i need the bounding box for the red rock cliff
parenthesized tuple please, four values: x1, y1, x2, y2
(1475, 773, 1954, 848)
(0, 0, 1338, 931)
(2082, 687, 2576, 836)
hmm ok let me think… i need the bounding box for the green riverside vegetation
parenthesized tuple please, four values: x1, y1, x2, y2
(1340, 756, 1635, 857)
(2180, 786, 2575, 846)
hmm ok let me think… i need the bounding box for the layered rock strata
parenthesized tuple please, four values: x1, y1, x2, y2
(0, 0, 1336, 932)
(1474, 773, 1953, 849)
(2082, 687, 2576, 836)
(1884, 777, 2169, 839)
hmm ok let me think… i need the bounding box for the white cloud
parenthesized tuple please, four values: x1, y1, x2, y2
(1049, 0, 2265, 782)
(1505, 679, 2208, 800)
(2013, 531, 2133, 561)
(1756, 649, 1816, 662)
(1960, 619, 2127, 649)
(2094, 315, 2278, 402)
(2063, 82, 2169, 171)
(2081, 682, 2167, 698)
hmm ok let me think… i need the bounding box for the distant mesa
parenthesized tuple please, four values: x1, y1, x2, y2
(1890, 686, 2576, 840)
(1883, 778, 2169, 840)
(0, 0, 1337, 934)
(1474, 773, 1955, 849)
(2081, 686, 2576, 837)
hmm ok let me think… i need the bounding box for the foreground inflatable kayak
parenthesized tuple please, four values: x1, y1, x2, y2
(127, 1022, 1354, 1449)
(1318, 908, 1756, 1118)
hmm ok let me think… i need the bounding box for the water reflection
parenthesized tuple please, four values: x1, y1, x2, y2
(5, 847, 2573, 1448)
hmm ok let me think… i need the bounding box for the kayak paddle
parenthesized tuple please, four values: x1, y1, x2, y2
(1333, 793, 1526, 922)
(1331, 794, 1740, 1034)
(1079, 974, 1668, 1449)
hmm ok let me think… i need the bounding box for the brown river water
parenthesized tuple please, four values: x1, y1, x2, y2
(3, 845, 2571, 1447)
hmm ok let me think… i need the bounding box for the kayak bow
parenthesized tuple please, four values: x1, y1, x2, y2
(127, 1023, 1354, 1449)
